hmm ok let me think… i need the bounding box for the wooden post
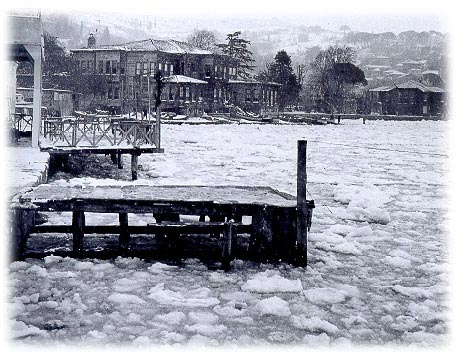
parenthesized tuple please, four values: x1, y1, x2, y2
(296, 140, 308, 266)
(131, 153, 138, 180)
(11, 209, 35, 261)
(72, 210, 85, 256)
(110, 153, 117, 164)
(221, 222, 233, 271)
(118, 212, 130, 255)
(155, 105, 161, 149)
(249, 206, 274, 262)
(117, 153, 123, 169)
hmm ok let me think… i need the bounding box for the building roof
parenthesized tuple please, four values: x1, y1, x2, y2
(18, 87, 74, 94)
(422, 70, 440, 75)
(72, 39, 213, 55)
(369, 80, 445, 93)
(228, 79, 281, 86)
(165, 75, 208, 84)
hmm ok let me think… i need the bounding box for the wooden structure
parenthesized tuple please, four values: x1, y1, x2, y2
(7, 11, 44, 148)
(40, 115, 163, 180)
(10, 141, 314, 269)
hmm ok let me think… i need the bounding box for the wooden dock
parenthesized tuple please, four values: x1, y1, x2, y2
(40, 115, 163, 180)
(10, 141, 314, 269)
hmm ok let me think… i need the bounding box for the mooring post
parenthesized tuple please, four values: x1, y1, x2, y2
(131, 153, 138, 180)
(296, 140, 308, 266)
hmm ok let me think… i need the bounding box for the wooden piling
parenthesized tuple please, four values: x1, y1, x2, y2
(72, 210, 85, 256)
(11, 209, 35, 261)
(118, 212, 130, 255)
(110, 153, 117, 164)
(221, 222, 233, 271)
(117, 153, 123, 169)
(296, 140, 308, 266)
(131, 153, 138, 180)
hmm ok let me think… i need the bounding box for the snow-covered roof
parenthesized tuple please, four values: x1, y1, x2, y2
(72, 39, 213, 55)
(369, 80, 445, 93)
(422, 70, 440, 75)
(228, 79, 281, 86)
(402, 59, 427, 65)
(165, 75, 208, 84)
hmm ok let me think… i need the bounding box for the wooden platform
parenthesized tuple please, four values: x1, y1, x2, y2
(11, 184, 314, 267)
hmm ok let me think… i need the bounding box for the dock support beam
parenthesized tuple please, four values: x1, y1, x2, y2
(118, 213, 130, 255)
(72, 210, 85, 257)
(117, 153, 123, 169)
(296, 140, 308, 266)
(131, 153, 139, 180)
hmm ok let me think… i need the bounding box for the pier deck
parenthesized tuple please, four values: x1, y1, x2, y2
(11, 184, 314, 268)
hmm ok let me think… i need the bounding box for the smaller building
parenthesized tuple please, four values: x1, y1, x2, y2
(368, 80, 446, 116)
(17, 87, 76, 116)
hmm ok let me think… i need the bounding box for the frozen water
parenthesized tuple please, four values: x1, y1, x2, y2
(241, 270, 303, 293)
(8, 121, 449, 346)
(255, 296, 291, 317)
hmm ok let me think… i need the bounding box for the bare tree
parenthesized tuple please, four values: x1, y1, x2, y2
(306, 46, 366, 113)
(187, 29, 217, 51)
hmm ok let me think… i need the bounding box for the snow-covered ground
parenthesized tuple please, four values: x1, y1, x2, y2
(8, 120, 451, 347)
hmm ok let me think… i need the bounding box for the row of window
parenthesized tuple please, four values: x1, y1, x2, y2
(93, 81, 277, 105)
(78, 60, 125, 75)
(135, 62, 174, 76)
(95, 86, 120, 100)
(77, 59, 237, 80)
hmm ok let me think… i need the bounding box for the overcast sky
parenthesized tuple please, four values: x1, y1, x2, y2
(3, 0, 451, 37)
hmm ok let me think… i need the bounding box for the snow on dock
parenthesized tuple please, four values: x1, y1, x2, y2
(7, 144, 50, 198)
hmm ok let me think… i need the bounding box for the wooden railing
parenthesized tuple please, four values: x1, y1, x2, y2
(41, 116, 159, 148)
(11, 113, 33, 132)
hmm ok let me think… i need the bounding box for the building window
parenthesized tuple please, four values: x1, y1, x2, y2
(246, 89, 251, 102)
(98, 60, 104, 74)
(108, 87, 113, 99)
(170, 64, 174, 75)
(205, 65, 211, 77)
(143, 62, 148, 76)
(214, 88, 217, 100)
(179, 86, 184, 99)
(150, 62, 156, 75)
(158, 63, 162, 72)
(81, 61, 87, 71)
(120, 65, 125, 75)
(185, 87, 190, 101)
(136, 62, 141, 76)
(106, 61, 111, 74)
(112, 61, 118, 75)
(169, 87, 174, 101)
(114, 87, 119, 99)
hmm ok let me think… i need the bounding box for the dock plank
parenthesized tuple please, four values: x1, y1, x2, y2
(15, 184, 297, 209)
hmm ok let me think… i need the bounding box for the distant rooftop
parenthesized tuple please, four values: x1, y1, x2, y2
(369, 80, 445, 93)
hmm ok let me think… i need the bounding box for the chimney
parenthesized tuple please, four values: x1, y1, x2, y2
(88, 33, 96, 48)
